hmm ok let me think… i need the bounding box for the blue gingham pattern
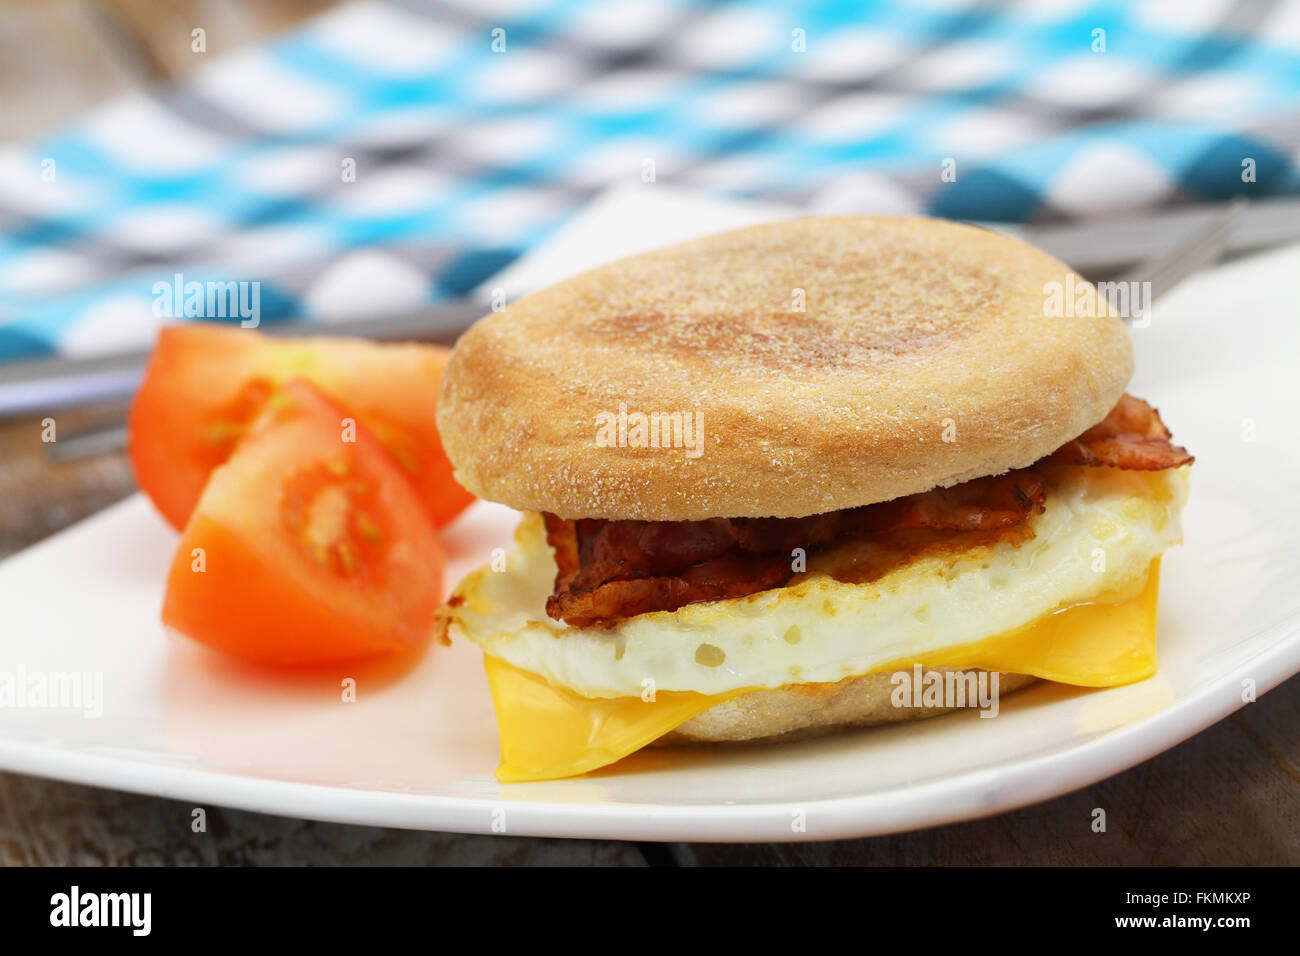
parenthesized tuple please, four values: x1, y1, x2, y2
(3, 0, 1300, 360)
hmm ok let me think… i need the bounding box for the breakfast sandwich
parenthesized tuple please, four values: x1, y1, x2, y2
(434, 217, 1193, 782)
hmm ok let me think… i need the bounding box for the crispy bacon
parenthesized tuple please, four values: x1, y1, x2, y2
(1044, 393, 1193, 470)
(728, 513, 841, 553)
(569, 517, 735, 591)
(543, 472, 1046, 626)
(547, 552, 791, 627)
(542, 512, 581, 582)
(841, 471, 1047, 535)
(542, 394, 1190, 627)
(702, 472, 1047, 555)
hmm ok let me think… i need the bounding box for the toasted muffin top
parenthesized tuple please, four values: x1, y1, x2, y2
(437, 216, 1132, 520)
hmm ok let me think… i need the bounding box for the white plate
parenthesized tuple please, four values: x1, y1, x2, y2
(2, 209, 1299, 843)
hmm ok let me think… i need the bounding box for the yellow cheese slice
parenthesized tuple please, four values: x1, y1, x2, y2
(884, 558, 1161, 687)
(484, 659, 751, 783)
(485, 559, 1161, 782)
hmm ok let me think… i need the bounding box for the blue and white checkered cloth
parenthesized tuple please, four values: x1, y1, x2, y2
(3, 0, 1299, 360)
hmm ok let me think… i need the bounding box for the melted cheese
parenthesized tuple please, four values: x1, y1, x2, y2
(486, 560, 1160, 782)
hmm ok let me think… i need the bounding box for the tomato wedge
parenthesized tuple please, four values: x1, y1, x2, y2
(162, 380, 445, 667)
(129, 323, 474, 531)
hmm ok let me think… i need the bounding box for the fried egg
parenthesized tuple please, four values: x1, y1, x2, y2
(442, 466, 1188, 699)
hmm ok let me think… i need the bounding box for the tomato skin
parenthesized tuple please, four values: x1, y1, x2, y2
(129, 326, 262, 530)
(129, 323, 474, 531)
(162, 381, 445, 668)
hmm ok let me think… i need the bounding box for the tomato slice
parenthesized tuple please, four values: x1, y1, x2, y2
(129, 323, 474, 531)
(162, 380, 445, 667)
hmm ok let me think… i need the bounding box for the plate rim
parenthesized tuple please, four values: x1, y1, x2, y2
(1, 622, 1295, 843)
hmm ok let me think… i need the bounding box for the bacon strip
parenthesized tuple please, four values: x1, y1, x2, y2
(542, 513, 581, 582)
(544, 472, 1046, 626)
(542, 394, 1189, 627)
(568, 517, 735, 592)
(547, 552, 791, 627)
(1044, 393, 1193, 470)
(841, 471, 1047, 535)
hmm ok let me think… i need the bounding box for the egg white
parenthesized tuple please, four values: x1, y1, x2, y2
(442, 466, 1188, 698)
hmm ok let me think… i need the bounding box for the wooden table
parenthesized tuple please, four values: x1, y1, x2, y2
(1, 0, 1297, 866)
